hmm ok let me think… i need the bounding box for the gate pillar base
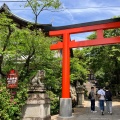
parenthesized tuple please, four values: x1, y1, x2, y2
(57, 98, 75, 120)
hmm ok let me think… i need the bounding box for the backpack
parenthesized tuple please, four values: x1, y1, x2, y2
(88, 92, 92, 99)
(105, 91, 112, 101)
(97, 94, 101, 98)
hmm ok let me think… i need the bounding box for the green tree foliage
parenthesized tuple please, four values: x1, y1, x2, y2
(47, 91, 59, 115)
(0, 13, 62, 119)
(0, 81, 28, 119)
(70, 49, 87, 85)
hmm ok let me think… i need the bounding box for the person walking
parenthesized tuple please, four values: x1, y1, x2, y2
(89, 87, 97, 113)
(97, 86, 105, 115)
(105, 87, 112, 115)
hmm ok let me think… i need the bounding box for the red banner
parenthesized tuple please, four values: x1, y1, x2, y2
(7, 69, 18, 89)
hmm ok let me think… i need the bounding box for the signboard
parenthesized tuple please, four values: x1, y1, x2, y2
(7, 69, 18, 89)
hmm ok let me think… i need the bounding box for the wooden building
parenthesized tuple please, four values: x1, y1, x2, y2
(0, 3, 52, 33)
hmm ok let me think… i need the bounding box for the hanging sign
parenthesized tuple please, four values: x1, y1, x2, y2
(7, 69, 18, 89)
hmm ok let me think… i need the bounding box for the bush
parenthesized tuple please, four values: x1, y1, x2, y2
(0, 80, 28, 120)
(47, 91, 59, 115)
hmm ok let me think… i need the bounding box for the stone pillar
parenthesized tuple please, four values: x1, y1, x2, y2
(76, 85, 85, 108)
(21, 70, 50, 120)
(21, 86, 50, 120)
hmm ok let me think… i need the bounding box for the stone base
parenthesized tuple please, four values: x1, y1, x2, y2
(21, 92, 50, 120)
(76, 104, 84, 108)
(59, 98, 72, 117)
(57, 116, 75, 120)
(22, 115, 51, 120)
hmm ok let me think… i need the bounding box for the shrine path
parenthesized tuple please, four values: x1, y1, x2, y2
(51, 99, 120, 120)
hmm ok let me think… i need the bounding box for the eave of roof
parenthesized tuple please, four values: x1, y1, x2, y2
(43, 17, 120, 32)
(0, 3, 52, 29)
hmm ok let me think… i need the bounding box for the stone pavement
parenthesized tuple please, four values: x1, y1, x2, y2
(51, 99, 120, 120)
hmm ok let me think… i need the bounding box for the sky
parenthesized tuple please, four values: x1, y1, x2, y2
(0, 0, 120, 40)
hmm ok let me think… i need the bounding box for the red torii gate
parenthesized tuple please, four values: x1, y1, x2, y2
(46, 18, 120, 119)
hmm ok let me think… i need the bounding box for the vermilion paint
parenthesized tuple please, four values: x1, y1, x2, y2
(49, 21, 120, 98)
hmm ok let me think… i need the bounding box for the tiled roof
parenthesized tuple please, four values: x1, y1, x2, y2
(0, 3, 52, 31)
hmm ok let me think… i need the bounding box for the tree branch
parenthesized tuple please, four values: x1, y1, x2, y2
(27, 0, 37, 16)
(0, 25, 12, 77)
(37, 5, 46, 16)
(19, 48, 35, 80)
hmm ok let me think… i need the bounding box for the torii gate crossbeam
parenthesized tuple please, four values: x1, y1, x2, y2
(50, 21, 120, 50)
(47, 18, 120, 119)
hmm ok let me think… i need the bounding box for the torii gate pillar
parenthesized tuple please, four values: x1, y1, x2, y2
(59, 33, 73, 119)
(50, 31, 73, 119)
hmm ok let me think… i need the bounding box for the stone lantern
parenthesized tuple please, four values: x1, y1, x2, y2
(76, 81, 85, 107)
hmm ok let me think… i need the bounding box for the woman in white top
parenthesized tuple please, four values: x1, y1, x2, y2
(97, 87, 105, 115)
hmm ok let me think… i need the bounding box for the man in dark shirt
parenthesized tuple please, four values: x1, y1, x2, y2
(105, 87, 112, 115)
(90, 87, 97, 113)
